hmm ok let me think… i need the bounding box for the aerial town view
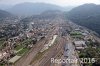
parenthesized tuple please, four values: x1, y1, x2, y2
(0, 0, 100, 66)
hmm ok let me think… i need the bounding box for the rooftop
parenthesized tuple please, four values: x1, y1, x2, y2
(74, 41, 85, 45)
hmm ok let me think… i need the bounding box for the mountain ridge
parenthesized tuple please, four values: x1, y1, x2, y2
(0, 9, 12, 19)
(67, 3, 100, 35)
(6, 2, 62, 16)
(6, 2, 73, 16)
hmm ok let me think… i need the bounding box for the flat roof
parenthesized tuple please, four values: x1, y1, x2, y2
(74, 41, 85, 45)
(9, 55, 21, 63)
(76, 47, 84, 49)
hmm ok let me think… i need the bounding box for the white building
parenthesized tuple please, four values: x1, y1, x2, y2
(74, 41, 86, 50)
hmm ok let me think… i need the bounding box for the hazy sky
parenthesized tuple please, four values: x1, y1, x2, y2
(0, 0, 100, 6)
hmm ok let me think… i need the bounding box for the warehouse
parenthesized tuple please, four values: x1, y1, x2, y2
(74, 41, 86, 50)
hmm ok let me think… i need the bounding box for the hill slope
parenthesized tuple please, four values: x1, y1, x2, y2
(7, 2, 63, 16)
(67, 3, 100, 34)
(0, 9, 12, 19)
